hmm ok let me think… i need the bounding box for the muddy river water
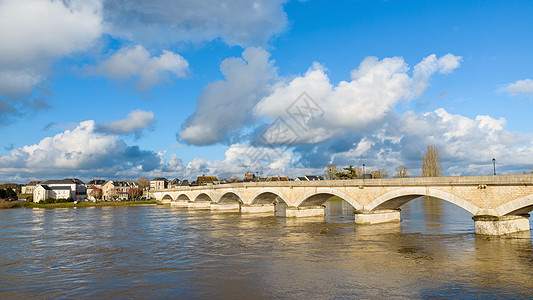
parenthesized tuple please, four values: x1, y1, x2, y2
(1, 198, 532, 298)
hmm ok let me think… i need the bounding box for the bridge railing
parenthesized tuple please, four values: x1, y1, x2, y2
(154, 174, 533, 192)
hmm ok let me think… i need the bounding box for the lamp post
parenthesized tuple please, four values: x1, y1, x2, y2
(492, 158, 496, 175)
(362, 164, 365, 178)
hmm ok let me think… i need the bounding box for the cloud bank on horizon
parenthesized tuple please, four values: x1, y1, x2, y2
(1, 0, 532, 182)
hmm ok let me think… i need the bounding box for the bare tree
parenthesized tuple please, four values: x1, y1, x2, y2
(128, 188, 142, 200)
(324, 164, 340, 180)
(394, 165, 410, 178)
(89, 187, 103, 201)
(421, 145, 442, 177)
(136, 176, 150, 190)
(370, 168, 388, 178)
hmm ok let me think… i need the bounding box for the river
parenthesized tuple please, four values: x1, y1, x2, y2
(1, 198, 532, 298)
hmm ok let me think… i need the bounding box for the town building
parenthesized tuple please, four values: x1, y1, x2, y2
(21, 181, 40, 194)
(195, 175, 219, 185)
(150, 177, 168, 190)
(168, 178, 181, 189)
(33, 179, 87, 202)
(266, 176, 290, 182)
(102, 180, 138, 201)
(244, 173, 257, 181)
(86, 179, 106, 201)
(295, 175, 321, 181)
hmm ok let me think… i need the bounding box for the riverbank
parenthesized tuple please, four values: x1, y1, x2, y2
(0, 200, 160, 209)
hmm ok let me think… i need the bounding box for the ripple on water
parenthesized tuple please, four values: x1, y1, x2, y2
(0, 202, 532, 299)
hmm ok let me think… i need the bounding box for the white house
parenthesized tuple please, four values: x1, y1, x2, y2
(21, 181, 40, 194)
(33, 179, 87, 202)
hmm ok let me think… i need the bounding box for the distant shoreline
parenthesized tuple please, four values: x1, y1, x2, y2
(0, 200, 160, 209)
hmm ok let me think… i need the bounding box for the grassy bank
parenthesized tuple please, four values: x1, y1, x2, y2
(1, 200, 160, 209)
(0, 201, 26, 209)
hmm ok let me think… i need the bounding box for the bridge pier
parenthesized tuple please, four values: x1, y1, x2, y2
(285, 206, 325, 218)
(354, 209, 401, 225)
(170, 201, 189, 207)
(211, 203, 240, 211)
(241, 204, 275, 214)
(473, 214, 530, 235)
(188, 201, 211, 209)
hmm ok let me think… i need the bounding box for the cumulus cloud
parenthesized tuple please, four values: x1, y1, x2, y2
(0, 0, 102, 124)
(500, 79, 533, 97)
(0, 119, 161, 180)
(179, 47, 277, 145)
(97, 109, 155, 137)
(86, 45, 189, 90)
(180, 52, 462, 148)
(102, 0, 288, 47)
(411, 54, 462, 98)
(0, 0, 102, 99)
(1, 0, 289, 125)
(254, 53, 462, 145)
(173, 143, 302, 180)
(322, 108, 529, 177)
(3, 108, 532, 182)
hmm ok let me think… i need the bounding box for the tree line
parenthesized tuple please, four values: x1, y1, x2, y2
(323, 145, 442, 179)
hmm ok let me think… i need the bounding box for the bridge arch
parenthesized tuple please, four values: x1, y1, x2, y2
(194, 192, 214, 202)
(249, 188, 289, 205)
(495, 194, 533, 216)
(216, 191, 244, 204)
(294, 188, 363, 210)
(161, 194, 174, 201)
(175, 193, 191, 201)
(365, 187, 480, 215)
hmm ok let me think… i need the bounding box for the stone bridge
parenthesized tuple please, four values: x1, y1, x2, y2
(152, 174, 533, 236)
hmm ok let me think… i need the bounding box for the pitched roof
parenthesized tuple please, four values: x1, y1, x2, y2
(196, 176, 218, 183)
(151, 177, 168, 181)
(87, 179, 106, 185)
(41, 179, 75, 185)
(65, 178, 85, 185)
(39, 185, 52, 190)
(110, 180, 135, 187)
(169, 178, 181, 185)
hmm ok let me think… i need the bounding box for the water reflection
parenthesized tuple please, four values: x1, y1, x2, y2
(0, 199, 532, 299)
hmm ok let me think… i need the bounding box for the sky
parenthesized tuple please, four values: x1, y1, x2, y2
(1, 0, 533, 183)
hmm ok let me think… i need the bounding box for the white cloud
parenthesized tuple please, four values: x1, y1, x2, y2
(0, 0, 102, 99)
(102, 0, 288, 47)
(0, 118, 162, 180)
(3, 107, 532, 183)
(411, 53, 462, 98)
(180, 53, 462, 149)
(174, 143, 304, 180)
(396, 109, 514, 162)
(501, 79, 533, 97)
(327, 108, 529, 177)
(254, 54, 462, 145)
(179, 47, 277, 145)
(97, 109, 155, 136)
(86, 45, 189, 90)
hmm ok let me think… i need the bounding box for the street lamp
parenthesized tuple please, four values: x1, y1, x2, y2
(492, 158, 496, 175)
(362, 164, 365, 177)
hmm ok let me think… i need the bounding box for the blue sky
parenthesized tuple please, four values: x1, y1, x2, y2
(1, 0, 533, 183)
